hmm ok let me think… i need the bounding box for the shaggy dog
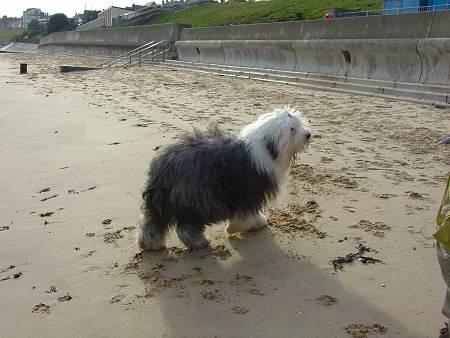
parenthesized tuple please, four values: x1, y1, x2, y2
(137, 107, 311, 251)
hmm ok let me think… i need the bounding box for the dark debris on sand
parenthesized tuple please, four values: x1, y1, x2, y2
(68, 185, 96, 194)
(32, 303, 50, 314)
(342, 323, 387, 338)
(332, 244, 384, 271)
(58, 293, 73, 302)
(40, 194, 58, 202)
(1, 265, 16, 274)
(45, 285, 57, 293)
(37, 187, 51, 193)
(0, 265, 21, 282)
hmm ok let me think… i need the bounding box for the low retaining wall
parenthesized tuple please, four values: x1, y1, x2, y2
(176, 11, 450, 85)
(39, 23, 189, 57)
(176, 39, 426, 83)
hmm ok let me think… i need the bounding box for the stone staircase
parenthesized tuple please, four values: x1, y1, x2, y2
(154, 60, 450, 106)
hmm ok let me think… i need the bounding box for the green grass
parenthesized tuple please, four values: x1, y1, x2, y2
(0, 28, 25, 43)
(148, 0, 383, 27)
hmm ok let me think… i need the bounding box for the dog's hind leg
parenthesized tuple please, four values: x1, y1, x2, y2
(226, 212, 267, 234)
(176, 223, 209, 251)
(137, 206, 168, 251)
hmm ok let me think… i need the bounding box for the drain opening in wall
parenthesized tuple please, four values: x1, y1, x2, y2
(341, 50, 351, 64)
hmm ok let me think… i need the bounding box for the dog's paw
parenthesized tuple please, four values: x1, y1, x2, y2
(136, 232, 166, 251)
(187, 239, 209, 251)
(139, 242, 167, 251)
(226, 212, 268, 234)
(137, 240, 167, 251)
(225, 224, 241, 235)
(252, 212, 268, 229)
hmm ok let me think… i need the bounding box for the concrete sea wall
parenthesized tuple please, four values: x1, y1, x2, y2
(176, 11, 450, 85)
(176, 39, 426, 83)
(39, 24, 189, 57)
(38, 12, 450, 86)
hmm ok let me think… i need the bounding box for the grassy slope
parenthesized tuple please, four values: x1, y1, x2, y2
(0, 28, 25, 43)
(149, 0, 383, 27)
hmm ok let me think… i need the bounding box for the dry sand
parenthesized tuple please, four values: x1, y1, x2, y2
(0, 53, 449, 338)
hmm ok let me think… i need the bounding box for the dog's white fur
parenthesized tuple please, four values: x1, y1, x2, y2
(226, 211, 268, 234)
(240, 106, 311, 184)
(225, 106, 310, 234)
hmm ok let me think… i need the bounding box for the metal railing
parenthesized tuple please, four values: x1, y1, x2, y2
(128, 40, 169, 68)
(97, 40, 156, 68)
(340, 4, 450, 18)
(134, 48, 169, 67)
(126, 40, 168, 68)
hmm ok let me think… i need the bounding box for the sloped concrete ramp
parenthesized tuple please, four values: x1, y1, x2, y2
(0, 42, 38, 54)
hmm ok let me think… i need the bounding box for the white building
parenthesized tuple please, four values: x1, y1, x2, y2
(76, 6, 132, 31)
(22, 8, 48, 28)
(98, 6, 131, 28)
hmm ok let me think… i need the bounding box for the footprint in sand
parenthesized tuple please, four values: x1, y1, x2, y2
(350, 220, 391, 238)
(231, 305, 249, 314)
(81, 250, 97, 258)
(342, 206, 356, 213)
(111, 294, 126, 303)
(316, 295, 337, 306)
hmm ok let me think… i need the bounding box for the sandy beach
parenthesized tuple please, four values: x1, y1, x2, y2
(0, 53, 449, 338)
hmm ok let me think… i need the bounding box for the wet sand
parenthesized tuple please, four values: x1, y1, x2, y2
(0, 53, 449, 338)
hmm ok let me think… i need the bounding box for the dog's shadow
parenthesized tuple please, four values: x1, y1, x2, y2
(134, 228, 422, 338)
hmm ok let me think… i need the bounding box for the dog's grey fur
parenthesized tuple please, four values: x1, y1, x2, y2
(139, 125, 278, 250)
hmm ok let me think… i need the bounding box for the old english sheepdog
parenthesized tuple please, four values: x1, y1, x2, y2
(137, 107, 311, 251)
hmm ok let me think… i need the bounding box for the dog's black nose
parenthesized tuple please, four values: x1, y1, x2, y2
(305, 132, 311, 140)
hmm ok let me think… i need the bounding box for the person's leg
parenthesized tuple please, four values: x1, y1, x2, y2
(437, 241, 450, 337)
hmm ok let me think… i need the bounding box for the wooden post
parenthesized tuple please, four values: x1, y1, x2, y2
(20, 63, 27, 74)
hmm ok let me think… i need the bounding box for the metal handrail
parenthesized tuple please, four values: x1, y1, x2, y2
(127, 41, 168, 68)
(125, 40, 166, 67)
(129, 48, 169, 68)
(97, 40, 155, 68)
(142, 49, 169, 63)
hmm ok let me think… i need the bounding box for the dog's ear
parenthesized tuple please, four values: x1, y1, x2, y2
(264, 136, 278, 159)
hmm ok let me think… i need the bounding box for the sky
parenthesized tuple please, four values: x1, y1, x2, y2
(1, 0, 162, 18)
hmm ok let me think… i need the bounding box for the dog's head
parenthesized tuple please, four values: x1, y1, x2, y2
(241, 106, 311, 172)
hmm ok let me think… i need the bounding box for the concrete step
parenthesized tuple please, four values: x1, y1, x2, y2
(156, 60, 450, 105)
(164, 60, 450, 95)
